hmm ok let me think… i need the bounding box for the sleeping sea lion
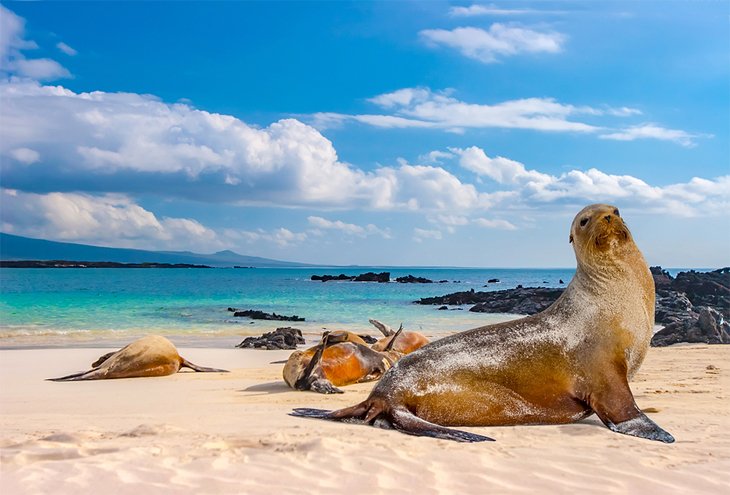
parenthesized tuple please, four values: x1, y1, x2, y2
(49, 335, 228, 381)
(283, 330, 396, 394)
(292, 204, 675, 443)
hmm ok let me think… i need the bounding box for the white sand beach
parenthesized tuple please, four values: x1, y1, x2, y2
(1, 344, 728, 494)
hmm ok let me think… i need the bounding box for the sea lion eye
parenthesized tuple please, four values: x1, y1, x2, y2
(579, 217, 589, 227)
(613, 209, 620, 216)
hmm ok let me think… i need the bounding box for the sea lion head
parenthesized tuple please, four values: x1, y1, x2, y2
(570, 204, 635, 261)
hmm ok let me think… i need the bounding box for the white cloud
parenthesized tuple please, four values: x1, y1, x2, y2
(8, 147, 40, 164)
(318, 88, 607, 134)
(0, 189, 224, 251)
(307, 216, 391, 238)
(0, 80, 502, 213)
(453, 146, 552, 185)
(450, 145, 729, 217)
(413, 227, 443, 242)
(473, 217, 518, 230)
(56, 42, 77, 56)
(599, 124, 708, 147)
(449, 4, 566, 17)
(0, 5, 70, 81)
(420, 24, 566, 64)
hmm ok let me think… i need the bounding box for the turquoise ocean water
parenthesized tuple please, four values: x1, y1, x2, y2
(0, 267, 576, 348)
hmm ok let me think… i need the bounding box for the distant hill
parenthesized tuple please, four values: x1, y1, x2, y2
(0, 233, 311, 268)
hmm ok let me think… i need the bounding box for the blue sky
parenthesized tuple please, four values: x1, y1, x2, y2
(0, 1, 728, 267)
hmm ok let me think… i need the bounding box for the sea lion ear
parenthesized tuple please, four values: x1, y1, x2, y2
(569, 234, 573, 244)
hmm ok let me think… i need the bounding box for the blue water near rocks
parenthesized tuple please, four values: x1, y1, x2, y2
(0, 267, 575, 348)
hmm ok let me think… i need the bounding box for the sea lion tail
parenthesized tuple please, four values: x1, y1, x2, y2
(179, 358, 229, 373)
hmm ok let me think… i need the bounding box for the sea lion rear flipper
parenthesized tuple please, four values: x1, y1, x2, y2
(588, 367, 675, 443)
(388, 408, 494, 443)
(382, 325, 404, 352)
(294, 334, 331, 391)
(179, 358, 229, 373)
(291, 404, 494, 442)
(47, 369, 107, 381)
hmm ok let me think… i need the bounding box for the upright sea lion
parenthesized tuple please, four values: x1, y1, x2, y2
(292, 204, 674, 443)
(283, 330, 396, 394)
(49, 335, 228, 381)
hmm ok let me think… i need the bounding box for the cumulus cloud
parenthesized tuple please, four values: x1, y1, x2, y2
(420, 24, 566, 64)
(0, 5, 71, 81)
(450, 146, 730, 217)
(307, 216, 391, 238)
(8, 147, 39, 164)
(599, 124, 708, 147)
(0, 80, 499, 213)
(0, 189, 225, 251)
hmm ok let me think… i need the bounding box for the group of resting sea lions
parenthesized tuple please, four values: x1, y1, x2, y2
(49, 204, 675, 444)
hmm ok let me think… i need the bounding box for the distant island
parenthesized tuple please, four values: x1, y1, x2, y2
(0, 260, 211, 269)
(0, 232, 311, 268)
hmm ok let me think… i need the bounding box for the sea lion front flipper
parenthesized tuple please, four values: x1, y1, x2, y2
(588, 366, 675, 443)
(179, 358, 229, 373)
(608, 413, 675, 443)
(91, 351, 117, 368)
(308, 378, 344, 394)
(294, 334, 329, 391)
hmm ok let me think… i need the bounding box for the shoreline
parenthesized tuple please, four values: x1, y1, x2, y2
(1, 344, 728, 494)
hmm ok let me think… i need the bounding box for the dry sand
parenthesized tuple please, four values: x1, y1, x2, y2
(1, 344, 728, 494)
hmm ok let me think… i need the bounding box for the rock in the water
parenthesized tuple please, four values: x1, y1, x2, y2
(236, 327, 306, 349)
(651, 307, 730, 346)
(310, 272, 391, 283)
(486, 278, 500, 284)
(232, 309, 305, 322)
(353, 271, 390, 282)
(396, 275, 433, 283)
(469, 287, 564, 315)
(416, 287, 564, 315)
(311, 274, 354, 282)
(437, 305, 448, 310)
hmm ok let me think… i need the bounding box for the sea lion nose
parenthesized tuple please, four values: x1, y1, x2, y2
(604, 215, 612, 222)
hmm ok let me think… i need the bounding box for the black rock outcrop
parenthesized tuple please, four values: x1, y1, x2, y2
(229, 309, 305, 322)
(236, 327, 306, 349)
(396, 275, 433, 283)
(651, 307, 730, 346)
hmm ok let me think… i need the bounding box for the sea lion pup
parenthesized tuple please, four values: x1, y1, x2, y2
(292, 204, 675, 444)
(368, 319, 429, 355)
(49, 335, 228, 381)
(283, 330, 401, 394)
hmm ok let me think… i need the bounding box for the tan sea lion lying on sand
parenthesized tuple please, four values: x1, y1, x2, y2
(292, 204, 675, 443)
(283, 322, 429, 394)
(49, 335, 228, 381)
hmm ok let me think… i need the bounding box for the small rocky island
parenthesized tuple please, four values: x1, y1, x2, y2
(415, 267, 730, 346)
(310, 272, 442, 283)
(227, 308, 305, 322)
